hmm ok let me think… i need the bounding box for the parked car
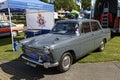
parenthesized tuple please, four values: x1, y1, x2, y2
(19, 19, 111, 72)
(11, 23, 24, 37)
(0, 22, 10, 37)
(0, 21, 24, 37)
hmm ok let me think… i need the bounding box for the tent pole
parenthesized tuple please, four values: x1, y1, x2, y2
(8, 8, 14, 51)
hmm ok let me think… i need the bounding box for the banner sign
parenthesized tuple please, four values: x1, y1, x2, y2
(26, 10, 54, 30)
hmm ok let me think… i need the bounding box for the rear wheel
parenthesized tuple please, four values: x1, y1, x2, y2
(57, 52, 73, 72)
(97, 40, 105, 52)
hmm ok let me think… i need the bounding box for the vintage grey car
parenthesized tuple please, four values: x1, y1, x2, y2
(19, 19, 111, 72)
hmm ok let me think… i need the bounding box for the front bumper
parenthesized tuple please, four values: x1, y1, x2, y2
(20, 54, 59, 68)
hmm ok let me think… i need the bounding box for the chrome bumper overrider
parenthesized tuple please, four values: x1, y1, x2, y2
(21, 55, 59, 68)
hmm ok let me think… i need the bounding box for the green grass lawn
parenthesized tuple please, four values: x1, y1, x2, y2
(0, 33, 24, 60)
(79, 36, 120, 63)
(0, 33, 120, 63)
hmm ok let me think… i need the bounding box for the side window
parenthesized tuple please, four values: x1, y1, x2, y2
(81, 22, 91, 33)
(91, 21, 101, 31)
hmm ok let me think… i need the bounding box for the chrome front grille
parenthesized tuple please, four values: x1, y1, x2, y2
(23, 45, 43, 55)
(22, 45, 53, 62)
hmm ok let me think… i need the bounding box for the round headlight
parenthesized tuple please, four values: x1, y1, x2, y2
(43, 46, 50, 54)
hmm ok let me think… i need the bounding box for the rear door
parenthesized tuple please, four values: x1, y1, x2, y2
(91, 21, 103, 49)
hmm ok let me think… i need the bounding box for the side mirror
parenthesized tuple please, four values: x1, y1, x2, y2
(75, 29, 80, 36)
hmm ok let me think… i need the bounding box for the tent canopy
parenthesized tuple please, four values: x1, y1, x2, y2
(0, 0, 54, 11)
(0, 0, 54, 51)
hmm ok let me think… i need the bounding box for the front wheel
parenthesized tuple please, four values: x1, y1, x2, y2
(57, 52, 73, 72)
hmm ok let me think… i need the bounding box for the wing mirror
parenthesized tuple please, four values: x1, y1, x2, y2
(75, 29, 80, 36)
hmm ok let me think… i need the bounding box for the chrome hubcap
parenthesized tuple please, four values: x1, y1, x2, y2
(62, 55, 71, 69)
(101, 41, 105, 50)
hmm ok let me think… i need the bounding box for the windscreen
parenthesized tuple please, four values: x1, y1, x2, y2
(0, 22, 9, 28)
(51, 22, 79, 35)
(0, 22, 16, 28)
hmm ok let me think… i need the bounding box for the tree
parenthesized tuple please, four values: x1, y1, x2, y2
(81, 0, 91, 10)
(41, 0, 90, 11)
(54, 0, 79, 11)
(40, 0, 48, 3)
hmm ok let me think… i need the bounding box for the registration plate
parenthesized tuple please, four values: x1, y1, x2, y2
(29, 53, 39, 60)
(26, 62, 36, 67)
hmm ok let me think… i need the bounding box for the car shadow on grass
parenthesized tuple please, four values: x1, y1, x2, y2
(5, 50, 13, 52)
(0, 59, 60, 80)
